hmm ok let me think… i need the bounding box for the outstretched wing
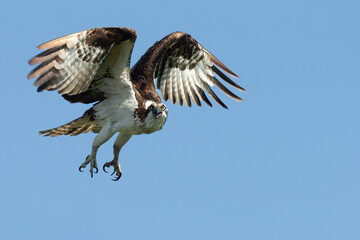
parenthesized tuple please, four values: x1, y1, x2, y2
(154, 32, 245, 108)
(28, 27, 137, 103)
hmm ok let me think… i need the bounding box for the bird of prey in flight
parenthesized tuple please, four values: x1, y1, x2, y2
(28, 27, 245, 181)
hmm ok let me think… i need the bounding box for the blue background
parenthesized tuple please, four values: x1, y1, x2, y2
(1, 0, 359, 239)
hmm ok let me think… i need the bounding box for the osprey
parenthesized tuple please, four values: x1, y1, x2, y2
(28, 27, 245, 181)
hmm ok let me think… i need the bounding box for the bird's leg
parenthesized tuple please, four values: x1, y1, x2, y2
(79, 125, 115, 178)
(103, 132, 132, 181)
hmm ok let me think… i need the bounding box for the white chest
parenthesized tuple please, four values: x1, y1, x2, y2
(93, 96, 167, 135)
(132, 113, 167, 135)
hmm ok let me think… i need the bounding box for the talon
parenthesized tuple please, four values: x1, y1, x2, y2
(103, 159, 122, 181)
(103, 163, 110, 173)
(112, 173, 122, 181)
(79, 155, 97, 178)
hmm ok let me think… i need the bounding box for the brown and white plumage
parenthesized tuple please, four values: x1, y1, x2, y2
(28, 27, 137, 103)
(28, 27, 245, 180)
(154, 32, 245, 108)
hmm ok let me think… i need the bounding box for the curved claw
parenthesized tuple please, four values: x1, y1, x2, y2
(103, 160, 122, 181)
(94, 166, 98, 174)
(91, 172, 94, 178)
(79, 166, 84, 172)
(103, 163, 110, 173)
(112, 173, 122, 181)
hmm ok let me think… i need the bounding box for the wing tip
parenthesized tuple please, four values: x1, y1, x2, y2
(37, 40, 55, 49)
(227, 70, 239, 79)
(238, 86, 246, 92)
(37, 41, 55, 50)
(28, 58, 37, 66)
(36, 31, 80, 49)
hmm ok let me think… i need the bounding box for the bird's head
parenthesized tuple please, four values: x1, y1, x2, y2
(142, 100, 168, 132)
(145, 100, 168, 118)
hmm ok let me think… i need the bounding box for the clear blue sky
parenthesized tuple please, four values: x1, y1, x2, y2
(1, 0, 359, 239)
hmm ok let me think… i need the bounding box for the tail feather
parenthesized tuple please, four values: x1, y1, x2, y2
(39, 109, 100, 137)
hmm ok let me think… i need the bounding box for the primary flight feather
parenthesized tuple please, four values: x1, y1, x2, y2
(28, 27, 245, 181)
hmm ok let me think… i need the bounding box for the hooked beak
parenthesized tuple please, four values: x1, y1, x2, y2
(152, 107, 163, 118)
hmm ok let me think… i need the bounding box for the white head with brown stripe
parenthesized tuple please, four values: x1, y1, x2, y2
(136, 100, 168, 134)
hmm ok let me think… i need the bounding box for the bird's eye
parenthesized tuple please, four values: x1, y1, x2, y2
(148, 105, 154, 111)
(160, 105, 166, 111)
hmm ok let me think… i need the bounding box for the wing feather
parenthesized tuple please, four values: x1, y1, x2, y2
(160, 65, 170, 101)
(210, 76, 243, 101)
(37, 32, 80, 50)
(200, 79, 228, 109)
(196, 85, 212, 107)
(167, 67, 175, 104)
(180, 68, 191, 107)
(202, 46, 239, 78)
(211, 65, 246, 91)
(28, 27, 137, 103)
(186, 68, 202, 106)
(28, 59, 61, 79)
(28, 45, 66, 66)
(155, 33, 244, 108)
(174, 68, 183, 106)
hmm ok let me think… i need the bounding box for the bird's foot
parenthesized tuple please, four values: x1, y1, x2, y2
(79, 155, 98, 178)
(103, 158, 122, 181)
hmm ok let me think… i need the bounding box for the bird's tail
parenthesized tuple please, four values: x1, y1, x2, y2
(39, 108, 100, 137)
